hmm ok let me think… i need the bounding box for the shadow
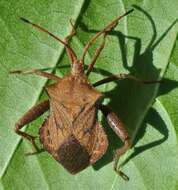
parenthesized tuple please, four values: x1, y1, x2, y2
(42, 66, 178, 98)
(157, 78, 178, 96)
(132, 108, 169, 146)
(120, 107, 169, 167)
(76, 5, 178, 170)
(75, 0, 91, 28)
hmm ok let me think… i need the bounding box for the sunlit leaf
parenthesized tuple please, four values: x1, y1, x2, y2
(0, 0, 177, 189)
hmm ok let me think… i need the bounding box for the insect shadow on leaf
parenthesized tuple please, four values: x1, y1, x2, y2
(78, 5, 178, 170)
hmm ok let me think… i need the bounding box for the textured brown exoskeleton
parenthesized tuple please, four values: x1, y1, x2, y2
(11, 9, 161, 180)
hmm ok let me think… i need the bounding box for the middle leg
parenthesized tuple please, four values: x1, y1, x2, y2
(93, 73, 162, 87)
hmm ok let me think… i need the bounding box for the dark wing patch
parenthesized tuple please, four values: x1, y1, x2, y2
(40, 116, 90, 174)
(57, 135, 90, 174)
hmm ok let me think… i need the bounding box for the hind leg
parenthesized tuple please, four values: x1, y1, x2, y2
(99, 104, 131, 181)
(93, 73, 162, 87)
(15, 100, 49, 155)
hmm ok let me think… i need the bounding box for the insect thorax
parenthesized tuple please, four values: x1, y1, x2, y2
(46, 74, 103, 106)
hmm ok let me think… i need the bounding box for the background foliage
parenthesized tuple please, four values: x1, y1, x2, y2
(0, 0, 178, 189)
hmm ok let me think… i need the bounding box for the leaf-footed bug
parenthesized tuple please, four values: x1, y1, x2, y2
(10, 9, 161, 180)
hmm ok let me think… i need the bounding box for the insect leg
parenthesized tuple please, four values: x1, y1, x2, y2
(99, 104, 130, 181)
(80, 9, 134, 64)
(15, 100, 50, 155)
(10, 69, 61, 82)
(93, 73, 162, 87)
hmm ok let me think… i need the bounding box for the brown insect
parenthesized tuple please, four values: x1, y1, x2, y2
(10, 9, 160, 180)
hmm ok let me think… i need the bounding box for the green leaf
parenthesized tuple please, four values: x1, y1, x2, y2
(0, 0, 178, 189)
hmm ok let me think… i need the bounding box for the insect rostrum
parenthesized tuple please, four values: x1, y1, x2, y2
(10, 9, 160, 181)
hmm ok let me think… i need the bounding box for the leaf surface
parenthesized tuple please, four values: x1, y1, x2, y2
(0, 0, 178, 189)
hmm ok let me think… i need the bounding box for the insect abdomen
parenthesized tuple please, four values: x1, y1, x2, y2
(57, 135, 90, 174)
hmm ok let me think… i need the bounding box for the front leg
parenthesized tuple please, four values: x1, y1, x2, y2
(99, 104, 131, 181)
(15, 100, 50, 155)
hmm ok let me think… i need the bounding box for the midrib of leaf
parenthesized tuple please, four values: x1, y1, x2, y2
(0, 0, 85, 182)
(110, 175, 117, 190)
(155, 100, 175, 133)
